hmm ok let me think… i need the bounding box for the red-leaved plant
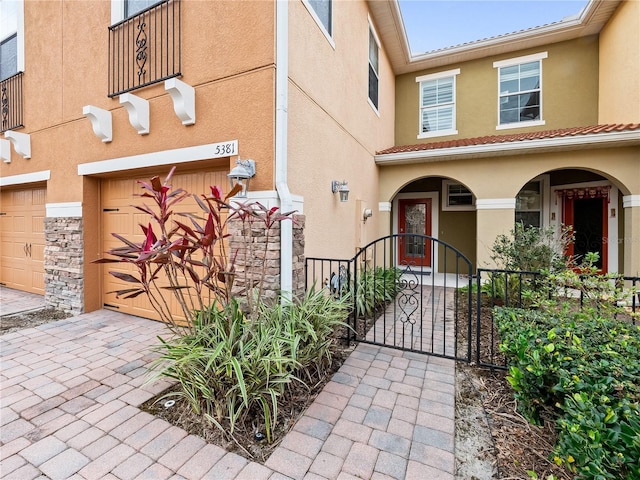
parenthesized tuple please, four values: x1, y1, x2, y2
(95, 167, 295, 333)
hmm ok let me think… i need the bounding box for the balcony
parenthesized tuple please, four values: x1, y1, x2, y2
(1, 72, 24, 133)
(108, 0, 181, 98)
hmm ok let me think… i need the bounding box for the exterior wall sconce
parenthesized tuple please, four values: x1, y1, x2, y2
(331, 180, 350, 202)
(363, 208, 373, 221)
(228, 158, 256, 198)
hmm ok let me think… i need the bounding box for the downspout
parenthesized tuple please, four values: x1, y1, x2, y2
(275, 0, 293, 303)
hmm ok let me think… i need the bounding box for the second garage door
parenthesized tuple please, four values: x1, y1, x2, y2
(0, 187, 46, 295)
(101, 168, 230, 321)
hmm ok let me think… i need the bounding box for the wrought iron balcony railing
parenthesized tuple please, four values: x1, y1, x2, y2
(1, 72, 24, 133)
(108, 0, 181, 98)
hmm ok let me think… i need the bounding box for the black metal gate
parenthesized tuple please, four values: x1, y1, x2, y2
(306, 234, 473, 362)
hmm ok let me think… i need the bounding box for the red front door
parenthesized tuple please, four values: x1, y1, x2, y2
(563, 196, 608, 272)
(398, 198, 432, 267)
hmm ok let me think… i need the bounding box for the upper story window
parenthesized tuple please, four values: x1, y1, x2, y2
(302, 0, 333, 47)
(1, 0, 22, 81)
(108, 0, 181, 97)
(125, 0, 158, 18)
(494, 52, 547, 130)
(368, 20, 380, 111)
(306, 0, 331, 36)
(416, 68, 460, 139)
(1, 0, 24, 132)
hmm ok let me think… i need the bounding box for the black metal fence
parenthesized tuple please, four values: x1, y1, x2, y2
(108, 0, 181, 97)
(1, 72, 24, 133)
(475, 269, 640, 369)
(306, 234, 473, 362)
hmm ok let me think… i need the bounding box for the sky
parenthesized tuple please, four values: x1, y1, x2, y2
(399, 0, 590, 54)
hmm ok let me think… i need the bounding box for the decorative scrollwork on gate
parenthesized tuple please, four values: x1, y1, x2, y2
(396, 262, 420, 325)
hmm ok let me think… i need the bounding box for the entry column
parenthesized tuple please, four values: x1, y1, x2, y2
(623, 195, 640, 276)
(475, 198, 515, 269)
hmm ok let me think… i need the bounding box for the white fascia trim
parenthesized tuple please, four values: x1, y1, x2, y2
(46, 202, 82, 218)
(375, 130, 640, 165)
(378, 201, 392, 212)
(78, 140, 239, 176)
(0, 170, 50, 187)
(493, 51, 548, 68)
(415, 68, 460, 83)
(476, 198, 516, 210)
(623, 195, 640, 208)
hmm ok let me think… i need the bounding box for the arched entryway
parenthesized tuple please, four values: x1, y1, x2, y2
(392, 176, 477, 273)
(517, 169, 620, 273)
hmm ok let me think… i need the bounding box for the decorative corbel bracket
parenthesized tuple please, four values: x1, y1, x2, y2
(165, 78, 196, 125)
(1, 139, 11, 163)
(83, 105, 113, 143)
(4, 130, 31, 159)
(119, 93, 150, 135)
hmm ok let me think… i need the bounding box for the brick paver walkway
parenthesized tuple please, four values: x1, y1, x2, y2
(1, 294, 456, 479)
(0, 287, 46, 317)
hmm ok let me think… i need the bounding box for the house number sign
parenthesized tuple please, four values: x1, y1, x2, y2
(212, 140, 238, 158)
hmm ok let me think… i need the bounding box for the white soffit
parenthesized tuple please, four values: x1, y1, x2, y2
(369, 0, 622, 74)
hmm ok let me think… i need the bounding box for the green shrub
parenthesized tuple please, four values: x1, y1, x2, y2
(496, 307, 640, 479)
(353, 266, 402, 317)
(149, 289, 349, 443)
(490, 222, 572, 273)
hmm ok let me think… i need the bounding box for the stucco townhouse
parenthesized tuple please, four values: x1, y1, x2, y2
(1, 0, 638, 320)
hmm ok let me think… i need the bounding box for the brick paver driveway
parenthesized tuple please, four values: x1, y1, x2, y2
(1, 308, 456, 479)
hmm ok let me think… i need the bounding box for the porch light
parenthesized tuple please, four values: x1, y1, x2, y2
(228, 159, 256, 198)
(331, 180, 350, 202)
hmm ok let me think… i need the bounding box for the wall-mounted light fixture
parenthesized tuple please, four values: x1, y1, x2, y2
(362, 208, 373, 221)
(331, 180, 349, 202)
(228, 158, 256, 198)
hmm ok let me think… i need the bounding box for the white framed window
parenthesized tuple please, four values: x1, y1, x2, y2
(111, 0, 158, 24)
(0, 0, 24, 80)
(368, 18, 380, 112)
(302, 0, 334, 47)
(442, 180, 475, 211)
(516, 180, 543, 228)
(416, 68, 460, 139)
(494, 52, 547, 130)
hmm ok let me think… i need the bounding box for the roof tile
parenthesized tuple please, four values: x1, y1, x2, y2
(376, 124, 640, 155)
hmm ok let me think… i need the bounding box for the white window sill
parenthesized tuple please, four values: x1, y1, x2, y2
(368, 98, 380, 117)
(417, 129, 458, 140)
(496, 120, 545, 131)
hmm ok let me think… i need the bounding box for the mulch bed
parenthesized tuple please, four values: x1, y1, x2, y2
(457, 292, 572, 479)
(140, 340, 355, 464)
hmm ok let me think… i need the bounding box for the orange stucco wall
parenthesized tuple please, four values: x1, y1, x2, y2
(288, 0, 395, 259)
(1, 0, 276, 198)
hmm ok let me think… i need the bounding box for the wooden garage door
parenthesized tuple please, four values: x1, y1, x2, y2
(101, 169, 230, 320)
(0, 187, 46, 294)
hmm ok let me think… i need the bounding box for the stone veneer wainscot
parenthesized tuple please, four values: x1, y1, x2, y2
(44, 217, 84, 314)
